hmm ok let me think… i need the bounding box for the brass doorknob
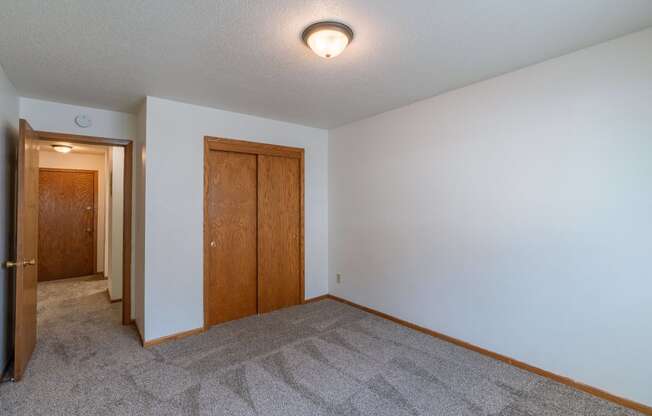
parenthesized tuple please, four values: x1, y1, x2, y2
(4, 260, 19, 268)
(23, 259, 36, 266)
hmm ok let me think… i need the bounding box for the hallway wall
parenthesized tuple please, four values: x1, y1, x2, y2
(39, 150, 107, 274)
(106, 147, 124, 300)
(19, 98, 135, 139)
(0, 63, 18, 375)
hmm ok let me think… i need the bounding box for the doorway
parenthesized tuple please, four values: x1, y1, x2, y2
(203, 137, 304, 328)
(37, 130, 133, 326)
(7, 121, 134, 381)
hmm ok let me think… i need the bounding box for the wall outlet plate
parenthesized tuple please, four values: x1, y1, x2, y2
(336, 273, 342, 283)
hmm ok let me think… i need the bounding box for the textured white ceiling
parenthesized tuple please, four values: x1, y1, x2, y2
(1, 1, 652, 128)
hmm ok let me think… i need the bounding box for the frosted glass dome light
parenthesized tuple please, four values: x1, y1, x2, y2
(52, 145, 73, 154)
(302, 21, 354, 59)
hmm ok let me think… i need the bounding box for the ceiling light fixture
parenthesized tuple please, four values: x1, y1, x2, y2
(302, 21, 354, 59)
(52, 144, 73, 154)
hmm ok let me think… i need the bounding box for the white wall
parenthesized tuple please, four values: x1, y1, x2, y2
(39, 150, 107, 273)
(143, 96, 328, 341)
(329, 28, 652, 406)
(19, 98, 135, 139)
(133, 101, 146, 334)
(104, 151, 111, 277)
(106, 147, 124, 301)
(0, 63, 19, 374)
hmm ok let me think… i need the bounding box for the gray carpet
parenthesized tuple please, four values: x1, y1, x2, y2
(0, 277, 642, 416)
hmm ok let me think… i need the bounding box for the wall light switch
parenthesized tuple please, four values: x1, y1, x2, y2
(336, 273, 342, 284)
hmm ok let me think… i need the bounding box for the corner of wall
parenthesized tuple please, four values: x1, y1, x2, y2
(133, 98, 147, 336)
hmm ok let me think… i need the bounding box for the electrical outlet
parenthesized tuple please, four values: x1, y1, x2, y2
(336, 273, 342, 284)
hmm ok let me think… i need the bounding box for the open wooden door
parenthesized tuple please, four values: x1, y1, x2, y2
(8, 119, 39, 380)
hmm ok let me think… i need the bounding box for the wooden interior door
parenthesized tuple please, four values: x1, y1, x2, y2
(204, 149, 258, 326)
(258, 154, 302, 313)
(13, 119, 39, 380)
(38, 169, 97, 281)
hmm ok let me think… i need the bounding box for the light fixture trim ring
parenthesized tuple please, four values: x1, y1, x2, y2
(301, 21, 354, 46)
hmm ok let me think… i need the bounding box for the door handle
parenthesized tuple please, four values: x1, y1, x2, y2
(4, 260, 19, 268)
(3, 259, 36, 269)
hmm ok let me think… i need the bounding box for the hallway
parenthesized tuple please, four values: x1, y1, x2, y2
(0, 277, 150, 415)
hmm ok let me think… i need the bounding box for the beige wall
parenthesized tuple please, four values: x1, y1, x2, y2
(39, 150, 107, 273)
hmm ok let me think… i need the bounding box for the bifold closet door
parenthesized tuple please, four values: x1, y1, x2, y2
(257, 154, 302, 313)
(205, 150, 258, 326)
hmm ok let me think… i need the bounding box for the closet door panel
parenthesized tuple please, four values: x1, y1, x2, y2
(258, 155, 301, 313)
(205, 150, 258, 326)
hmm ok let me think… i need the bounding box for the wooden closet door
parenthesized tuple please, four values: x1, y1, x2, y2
(205, 150, 258, 326)
(38, 169, 97, 281)
(258, 154, 302, 313)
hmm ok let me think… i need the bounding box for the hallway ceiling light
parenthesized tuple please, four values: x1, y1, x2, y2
(52, 144, 73, 154)
(302, 21, 353, 59)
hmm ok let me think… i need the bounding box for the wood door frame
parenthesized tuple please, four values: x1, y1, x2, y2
(203, 137, 305, 328)
(37, 130, 133, 325)
(38, 167, 99, 278)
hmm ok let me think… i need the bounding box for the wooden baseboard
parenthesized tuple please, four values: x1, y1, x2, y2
(142, 327, 204, 348)
(140, 295, 330, 348)
(325, 294, 652, 415)
(303, 294, 330, 303)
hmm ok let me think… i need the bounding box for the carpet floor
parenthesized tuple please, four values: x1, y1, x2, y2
(0, 277, 642, 415)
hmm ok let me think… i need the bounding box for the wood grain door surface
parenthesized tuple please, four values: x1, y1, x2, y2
(38, 169, 97, 281)
(204, 138, 303, 327)
(14, 119, 39, 380)
(205, 150, 258, 326)
(257, 154, 302, 313)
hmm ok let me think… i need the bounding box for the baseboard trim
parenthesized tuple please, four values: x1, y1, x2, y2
(142, 327, 205, 348)
(303, 294, 330, 303)
(326, 294, 652, 415)
(140, 295, 330, 348)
